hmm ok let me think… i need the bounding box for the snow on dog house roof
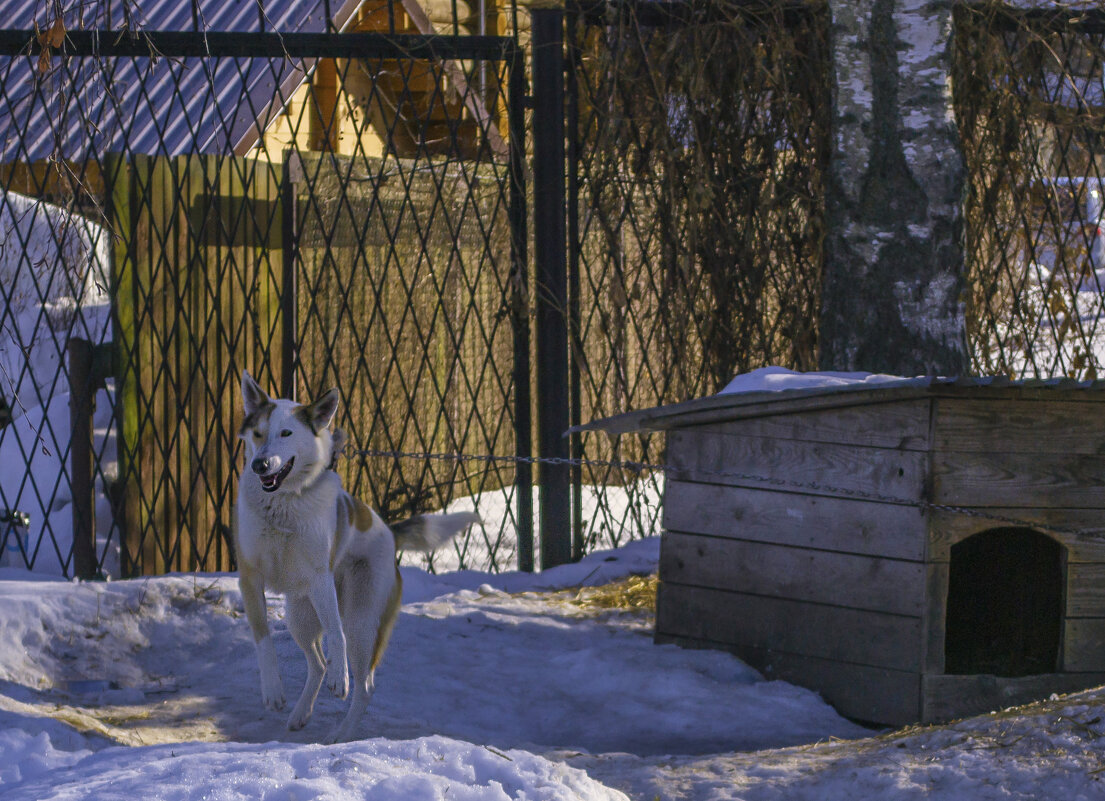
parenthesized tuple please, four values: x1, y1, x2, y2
(577, 367, 1105, 436)
(0, 0, 367, 162)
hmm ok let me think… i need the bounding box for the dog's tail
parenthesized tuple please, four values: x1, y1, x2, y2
(391, 511, 481, 553)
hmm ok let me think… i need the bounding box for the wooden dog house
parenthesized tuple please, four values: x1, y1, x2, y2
(583, 377, 1105, 726)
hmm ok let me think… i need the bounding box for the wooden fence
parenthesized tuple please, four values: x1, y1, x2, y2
(109, 153, 285, 574)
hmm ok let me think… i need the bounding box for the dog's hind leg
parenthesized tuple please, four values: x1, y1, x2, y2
(307, 574, 349, 701)
(285, 594, 326, 731)
(326, 565, 403, 744)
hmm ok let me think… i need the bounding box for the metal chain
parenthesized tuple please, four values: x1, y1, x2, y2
(344, 447, 1105, 541)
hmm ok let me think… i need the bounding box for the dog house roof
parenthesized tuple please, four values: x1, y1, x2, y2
(578, 373, 1105, 435)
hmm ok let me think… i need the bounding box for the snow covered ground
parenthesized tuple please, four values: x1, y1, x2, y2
(3, 537, 1105, 800)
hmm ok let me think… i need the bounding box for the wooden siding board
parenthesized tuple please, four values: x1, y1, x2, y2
(932, 451, 1105, 508)
(667, 429, 927, 504)
(924, 563, 949, 674)
(1066, 565, 1105, 617)
(656, 583, 923, 672)
(933, 398, 1105, 455)
(923, 673, 1105, 723)
(663, 481, 928, 561)
(688, 399, 931, 450)
(657, 634, 922, 726)
(1063, 619, 1105, 672)
(660, 531, 925, 616)
(929, 509, 1105, 562)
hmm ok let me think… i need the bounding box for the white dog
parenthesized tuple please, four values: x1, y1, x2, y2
(234, 370, 479, 742)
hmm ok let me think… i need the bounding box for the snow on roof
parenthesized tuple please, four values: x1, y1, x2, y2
(716, 366, 934, 395)
(578, 367, 1105, 435)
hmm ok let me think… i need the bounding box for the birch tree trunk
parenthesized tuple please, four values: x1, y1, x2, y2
(820, 0, 968, 376)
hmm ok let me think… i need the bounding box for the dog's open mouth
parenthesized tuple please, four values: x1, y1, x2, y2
(260, 458, 295, 492)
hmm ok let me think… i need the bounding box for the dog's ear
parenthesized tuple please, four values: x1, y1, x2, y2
(241, 370, 269, 415)
(307, 388, 340, 432)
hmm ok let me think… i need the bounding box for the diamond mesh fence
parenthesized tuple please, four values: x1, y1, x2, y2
(0, 11, 526, 577)
(956, 4, 1105, 380)
(8, 0, 1095, 580)
(565, 0, 831, 556)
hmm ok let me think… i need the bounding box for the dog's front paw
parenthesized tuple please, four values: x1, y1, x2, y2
(286, 707, 311, 731)
(261, 679, 286, 711)
(327, 660, 349, 700)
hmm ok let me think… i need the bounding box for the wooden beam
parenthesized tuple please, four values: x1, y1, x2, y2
(656, 582, 923, 672)
(663, 481, 929, 560)
(660, 531, 926, 616)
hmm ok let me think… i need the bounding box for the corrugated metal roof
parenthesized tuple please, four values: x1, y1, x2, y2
(2, 0, 339, 41)
(578, 375, 1105, 435)
(0, 0, 361, 161)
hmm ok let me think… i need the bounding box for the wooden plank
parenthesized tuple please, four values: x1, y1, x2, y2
(667, 428, 928, 504)
(923, 563, 949, 674)
(1063, 619, 1105, 672)
(222, 154, 249, 571)
(663, 481, 928, 560)
(105, 153, 141, 577)
(929, 508, 1105, 562)
(932, 451, 1105, 508)
(659, 531, 925, 616)
(689, 399, 931, 451)
(183, 154, 207, 573)
(133, 154, 163, 575)
(1066, 565, 1105, 617)
(657, 633, 921, 726)
(933, 398, 1105, 455)
(922, 673, 1105, 723)
(153, 153, 184, 573)
(656, 582, 922, 672)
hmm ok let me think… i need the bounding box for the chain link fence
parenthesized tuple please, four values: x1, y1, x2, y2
(956, 3, 1105, 380)
(7, 1, 1105, 579)
(0, 6, 527, 577)
(565, 0, 830, 556)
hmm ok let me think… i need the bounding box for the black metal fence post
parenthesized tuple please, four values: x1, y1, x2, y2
(531, 5, 572, 569)
(68, 337, 97, 580)
(565, 3, 583, 562)
(509, 43, 535, 572)
(281, 155, 299, 402)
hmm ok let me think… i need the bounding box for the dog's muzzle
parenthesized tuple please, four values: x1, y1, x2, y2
(253, 456, 295, 492)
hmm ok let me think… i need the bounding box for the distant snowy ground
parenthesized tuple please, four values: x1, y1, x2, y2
(2, 538, 1105, 800)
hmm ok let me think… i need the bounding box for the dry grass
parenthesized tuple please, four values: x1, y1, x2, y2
(568, 574, 659, 614)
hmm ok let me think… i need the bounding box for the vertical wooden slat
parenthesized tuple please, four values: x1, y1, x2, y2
(184, 153, 206, 572)
(219, 153, 239, 571)
(169, 154, 195, 572)
(133, 154, 161, 575)
(105, 153, 140, 577)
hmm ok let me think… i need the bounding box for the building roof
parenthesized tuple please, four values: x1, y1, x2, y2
(0, 0, 362, 161)
(577, 374, 1105, 435)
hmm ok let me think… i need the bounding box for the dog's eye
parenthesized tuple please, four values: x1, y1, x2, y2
(280, 429, 293, 438)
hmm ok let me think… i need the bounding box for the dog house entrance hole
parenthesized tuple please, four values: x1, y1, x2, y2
(944, 527, 1064, 676)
